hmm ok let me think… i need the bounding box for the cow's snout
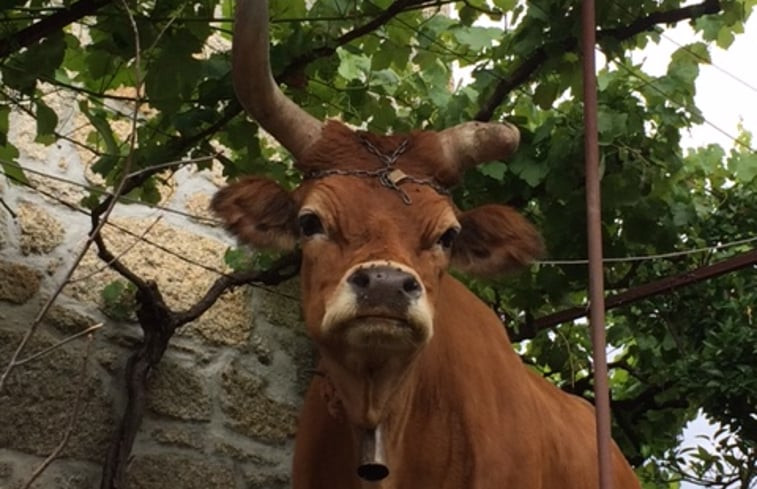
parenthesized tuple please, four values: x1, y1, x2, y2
(348, 266, 422, 308)
(320, 260, 432, 344)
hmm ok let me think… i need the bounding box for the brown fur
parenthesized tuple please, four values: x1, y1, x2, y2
(211, 177, 297, 250)
(295, 277, 640, 489)
(453, 204, 546, 276)
(299, 121, 462, 187)
(212, 122, 640, 489)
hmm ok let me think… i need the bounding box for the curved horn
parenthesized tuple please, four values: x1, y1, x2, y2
(438, 121, 520, 172)
(233, 0, 323, 160)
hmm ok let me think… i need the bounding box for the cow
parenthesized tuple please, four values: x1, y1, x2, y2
(211, 1, 642, 488)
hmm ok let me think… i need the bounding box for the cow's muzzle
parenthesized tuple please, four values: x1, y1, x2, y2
(321, 261, 433, 346)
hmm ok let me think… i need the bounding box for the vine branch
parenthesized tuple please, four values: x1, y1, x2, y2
(0, 0, 114, 59)
(601, 0, 721, 39)
(512, 247, 757, 341)
(475, 0, 722, 121)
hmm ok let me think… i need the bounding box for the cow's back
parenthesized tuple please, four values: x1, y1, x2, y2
(524, 368, 641, 489)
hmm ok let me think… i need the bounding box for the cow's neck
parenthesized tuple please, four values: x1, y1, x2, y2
(314, 353, 420, 487)
(347, 362, 422, 489)
(372, 273, 528, 485)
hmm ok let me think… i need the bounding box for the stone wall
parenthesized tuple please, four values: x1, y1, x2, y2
(0, 99, 312, 488)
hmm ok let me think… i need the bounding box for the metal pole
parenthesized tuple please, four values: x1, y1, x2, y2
(581, 2, 613, 489)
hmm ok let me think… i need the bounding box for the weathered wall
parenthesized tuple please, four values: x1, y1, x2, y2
(0, 95, 312, 488)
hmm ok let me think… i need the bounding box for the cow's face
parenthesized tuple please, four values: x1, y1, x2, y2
(212, 125, 543, 427)
(295, 175, 452, 348)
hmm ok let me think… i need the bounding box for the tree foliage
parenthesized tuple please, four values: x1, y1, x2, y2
(1, 0, 756, 486)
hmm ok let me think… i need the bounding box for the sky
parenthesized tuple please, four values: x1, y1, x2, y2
(633, 11, 757, 152)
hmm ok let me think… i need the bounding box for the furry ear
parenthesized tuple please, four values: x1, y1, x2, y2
(211, 177, 297, 250)
(451, 204, 544, 276)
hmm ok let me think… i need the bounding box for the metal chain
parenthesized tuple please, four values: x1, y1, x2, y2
(359, 134, 409, 167)
(303, 135, 449, 205)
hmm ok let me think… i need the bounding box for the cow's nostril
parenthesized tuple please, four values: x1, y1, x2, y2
(402, 277, 421, 296)
(348, 265, 422, 304)
(348, 270, 371, 289)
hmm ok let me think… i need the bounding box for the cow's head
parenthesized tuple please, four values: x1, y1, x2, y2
(212, 0, 544, 478)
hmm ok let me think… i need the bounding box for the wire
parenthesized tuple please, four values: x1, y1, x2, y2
(657, 31, 757, 95)
(2, 164, 754, 267)
(521, 0, 757, 153)
(0, 168, 300, 302)
(0, 159, 222, 225)
(602, 0, 757, 95)
(537, 236, 757, 266)
(612, 60, 756, 153)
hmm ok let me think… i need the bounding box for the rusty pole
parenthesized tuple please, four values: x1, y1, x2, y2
(581, 2, 613, 489)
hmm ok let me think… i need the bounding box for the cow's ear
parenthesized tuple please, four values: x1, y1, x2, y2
(451, 204, 544, 276)
(211, 177, 297, 251)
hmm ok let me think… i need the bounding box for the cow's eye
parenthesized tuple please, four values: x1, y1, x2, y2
(437, 227, 460, 250)
(298, 213, 324, 237)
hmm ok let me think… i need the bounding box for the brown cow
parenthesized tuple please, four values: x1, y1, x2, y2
(212, 1, 641, 488)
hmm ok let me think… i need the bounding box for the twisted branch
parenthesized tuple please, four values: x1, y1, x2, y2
(511, 247, 757, 341)
(475, 0, 722, 121)
(0, 0, 114, 59)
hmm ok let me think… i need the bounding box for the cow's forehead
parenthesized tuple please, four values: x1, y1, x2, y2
(296, 176, 458, 231)
(297, 121, 460, 187)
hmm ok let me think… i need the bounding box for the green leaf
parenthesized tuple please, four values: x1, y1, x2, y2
(101, 280, 137, 321)
(35, 100, 58, 144)
(371, 43, 393, 71)
(144, 30, 204, 112)
(667, 48, 700, 86)
(91, 155, 119, 179)
(597, 71, 612, 92)
(694, 16, 721, 41)
(716, 26, 736, 48)
(479, 161, 508, 181)
(81, 191, 104, 210)
(682, 42, 711, 64)
(102, 280, 126, 303)
(79, 103, 118, 154)
(0, 142, 28, 185)
(728, 152, 757, 183)
(687, 144, 726, 173)
(458, 5, 478, 25)
(337, 48, 371, 81)
(597, 108, 628, 142)
(136, 179, 162, 204)
(0, 106, 9, 146)
(602, 172, 641, 206)
(224, 247, 255, 271)
(371, 69, 401, 95)
(450, 26, 501, 51)
(2, 30, 65, 94)
(84, 49, 116, 81)
(509, 154, 548, 187)
(534, 81, 560, 110)
(493, 0, 517, 10)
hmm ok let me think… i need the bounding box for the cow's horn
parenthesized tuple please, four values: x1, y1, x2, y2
(233, 0, 323, 160)
(438, 121, 520, 172)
